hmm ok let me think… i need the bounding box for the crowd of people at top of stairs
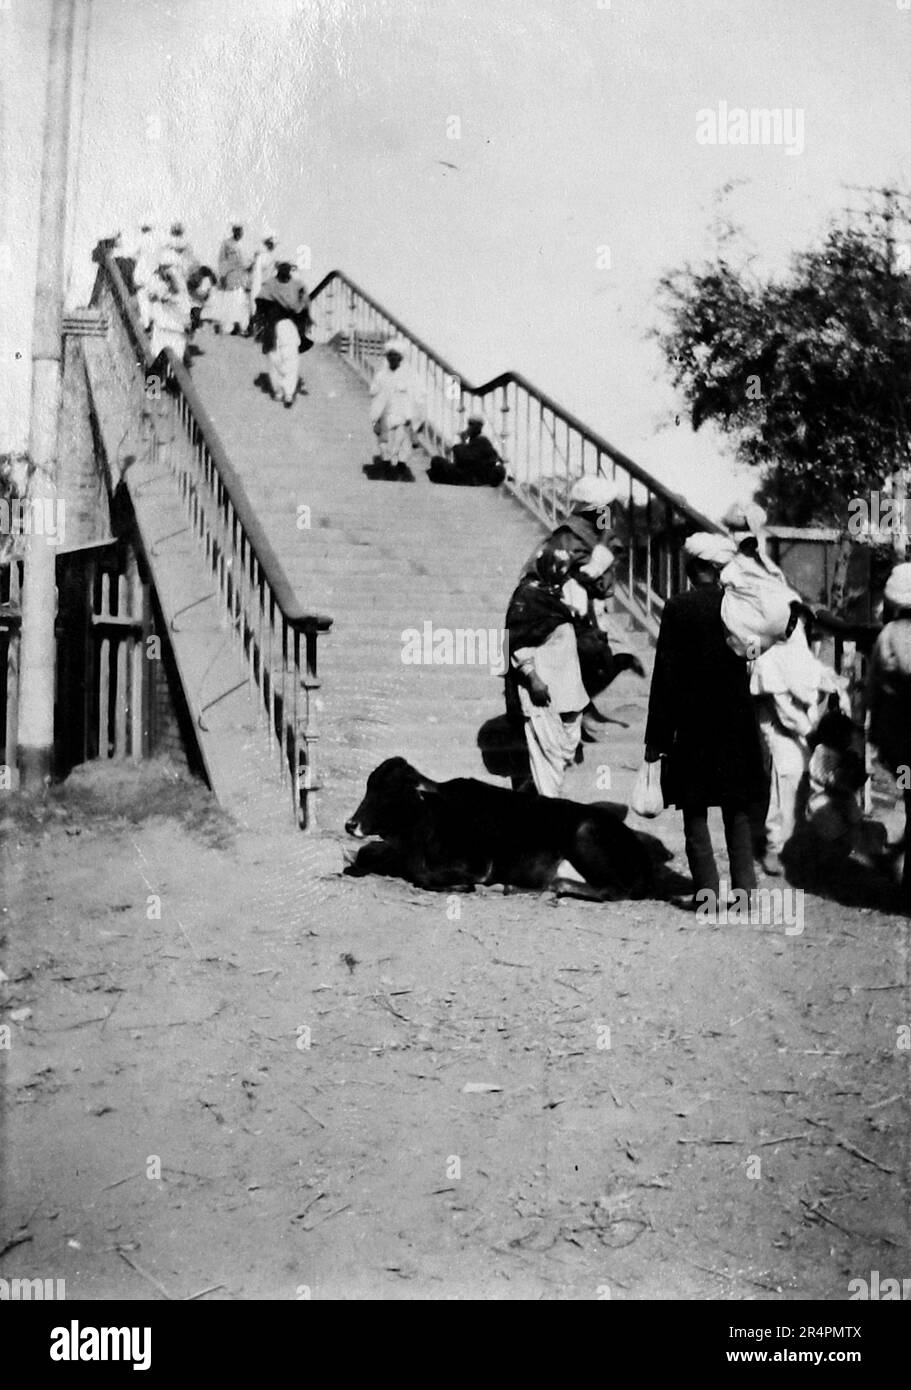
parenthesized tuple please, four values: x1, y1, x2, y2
(108, 222, 517, 459)
(110, 217, 313, 408)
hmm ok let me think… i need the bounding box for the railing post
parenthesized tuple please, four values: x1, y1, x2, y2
(296, 621, 322, 830)
(325, 277, 336, 340)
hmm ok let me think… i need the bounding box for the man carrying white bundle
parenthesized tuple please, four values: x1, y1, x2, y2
(256, 259, 311, 407)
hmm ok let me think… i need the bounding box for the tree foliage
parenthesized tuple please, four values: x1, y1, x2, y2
(656, 208, 911, 526)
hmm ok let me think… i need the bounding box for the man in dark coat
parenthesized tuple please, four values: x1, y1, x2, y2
(428, 414, 506, 486)
(644, 533, 767, 905)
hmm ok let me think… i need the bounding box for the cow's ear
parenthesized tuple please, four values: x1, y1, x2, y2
(414, 779, 438, 799)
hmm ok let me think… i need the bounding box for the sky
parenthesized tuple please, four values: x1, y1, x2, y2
(4, 0, 911, 516)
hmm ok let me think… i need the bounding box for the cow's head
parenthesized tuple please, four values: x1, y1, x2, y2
(345, 757, 438, 839)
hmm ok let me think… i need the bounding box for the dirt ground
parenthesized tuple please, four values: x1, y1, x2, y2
(1, 760, 909, 1301)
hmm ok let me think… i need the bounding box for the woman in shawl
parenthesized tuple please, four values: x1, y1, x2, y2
(505, 546, 588, 797)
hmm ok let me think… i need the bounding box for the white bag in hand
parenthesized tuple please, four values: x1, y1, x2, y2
(630, 758, 664, 818)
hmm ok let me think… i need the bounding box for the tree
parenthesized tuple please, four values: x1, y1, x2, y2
(655, 192, 911, 538)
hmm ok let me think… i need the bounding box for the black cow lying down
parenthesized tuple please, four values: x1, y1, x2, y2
(345, 757, 653, 899)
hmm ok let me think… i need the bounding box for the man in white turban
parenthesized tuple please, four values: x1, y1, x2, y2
(683, 532, 739, 568)
(128, 218, 159, 331)
(257, 259, 310, 407)
(217, 219, 251, 335)
(369, 338, 426, 470)
(249, 229, 279, 326)
(146, 248, 192, 364)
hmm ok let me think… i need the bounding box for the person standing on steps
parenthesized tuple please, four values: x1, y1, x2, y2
(167, 220, 198, 281)
(643, 533, 767, 910)
(249, 228, 279, 333)
(369, 338, 426, 475)
(217, 219, 251, 336)
(256, 260, 312, 408)
(128, 217, 158, 331)
(146, 248, 193, 366)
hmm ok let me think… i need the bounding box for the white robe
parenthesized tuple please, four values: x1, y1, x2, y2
(250, 248, 277, 316)
(147, 272, 191, 361)
(131, 231, 160, 329)
(513, 622, 586, 798)
(369, 362, 426, 461)
(267, 317, 301, 402)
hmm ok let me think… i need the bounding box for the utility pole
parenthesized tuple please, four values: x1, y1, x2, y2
(17, 0, 77, 792)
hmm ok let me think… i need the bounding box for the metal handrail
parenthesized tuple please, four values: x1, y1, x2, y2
(309, 268, 722, 531)
(309, 268, 723, 631)
(96, 254, 331, 632)
(92, 250, 331, 826)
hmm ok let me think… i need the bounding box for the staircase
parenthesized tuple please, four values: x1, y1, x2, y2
(189, 338, 653, 832)
(77, 252, 706, 840)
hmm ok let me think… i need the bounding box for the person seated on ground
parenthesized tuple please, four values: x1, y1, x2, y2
(505, 545, 588, 798)
(790, 694, 888, 887)
(369, 337, 426, 474)
(256, 260, 311, 407)
(428, 413, 506, 486)
(867, 561, 911, 909)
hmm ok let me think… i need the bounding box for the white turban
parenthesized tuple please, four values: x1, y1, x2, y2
(570, 475, 620, 509)
(684, 532, 738, 567)
(385, 337, 408, 356)
(885, 562, 911, 610)
(722, 500, 768, 534)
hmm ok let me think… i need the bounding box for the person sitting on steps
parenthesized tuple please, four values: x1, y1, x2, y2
(428, 413, 506, 486)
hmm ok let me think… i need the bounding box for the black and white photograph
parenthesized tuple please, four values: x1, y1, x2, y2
(1, 0, 910, 1329)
